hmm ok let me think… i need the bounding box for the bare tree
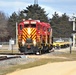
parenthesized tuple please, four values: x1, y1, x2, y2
(0, 11, 9, 38)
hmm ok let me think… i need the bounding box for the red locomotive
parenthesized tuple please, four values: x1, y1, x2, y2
(18, 18, 53, 54)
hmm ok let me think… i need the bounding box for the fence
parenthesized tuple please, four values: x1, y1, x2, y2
(0, 39, 18, 50)
(0, 38, 74, 50)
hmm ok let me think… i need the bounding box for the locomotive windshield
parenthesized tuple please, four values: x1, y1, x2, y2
(24, 24, 36, 27)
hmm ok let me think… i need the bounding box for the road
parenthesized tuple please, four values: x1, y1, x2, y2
(7, 61, 76, 75)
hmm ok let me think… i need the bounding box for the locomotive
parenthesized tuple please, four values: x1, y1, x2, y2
(18, 18, 53, 54)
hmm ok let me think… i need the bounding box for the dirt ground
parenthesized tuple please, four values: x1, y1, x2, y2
(7, 61, 76, 75)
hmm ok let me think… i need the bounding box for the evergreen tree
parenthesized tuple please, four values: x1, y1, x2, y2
(50, 12, 72, 38)
(17, 11, 26, 23)
(23, 4, 49, 22)
(59, 13, 72, 37)
(50, 12, 60, 37)
(7, 12, 18, 38)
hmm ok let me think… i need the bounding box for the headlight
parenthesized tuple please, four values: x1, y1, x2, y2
(22, 40, 25, 46)
(33, 40, 36, 46)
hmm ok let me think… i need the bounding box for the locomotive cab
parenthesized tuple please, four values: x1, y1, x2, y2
(18, 19, 53, 54)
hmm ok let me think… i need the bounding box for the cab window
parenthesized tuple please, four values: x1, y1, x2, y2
(31, 24, 36, 27)
(24, 24, 29, 27)
(24, 24, 36, 27)
(43, 26, 46, 31)
(38, 25, 40, 30)
(20, 25, 23, 30)
(47, 28, 51, 32)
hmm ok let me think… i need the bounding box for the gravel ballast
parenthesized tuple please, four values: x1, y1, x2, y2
(0, 55, 38, 68)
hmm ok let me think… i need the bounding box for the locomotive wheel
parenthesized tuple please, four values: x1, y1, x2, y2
(36, 50, 42, 55)
(46, 49, 50, 53)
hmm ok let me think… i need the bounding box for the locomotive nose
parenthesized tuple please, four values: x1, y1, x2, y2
(26, 38, 32, 49)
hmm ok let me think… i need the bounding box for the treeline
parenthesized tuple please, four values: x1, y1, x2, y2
(0, 4, 75, 41)
(50, 12, 73, 38)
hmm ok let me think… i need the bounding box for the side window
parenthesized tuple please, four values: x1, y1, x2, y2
(48, 28, 51, 32)
(38, 25, 40, 30)
(20, 25, 23, 30)
(43, 26, 46, 31)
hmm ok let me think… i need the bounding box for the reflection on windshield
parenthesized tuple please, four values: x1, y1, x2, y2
(24, 24, 36, 27)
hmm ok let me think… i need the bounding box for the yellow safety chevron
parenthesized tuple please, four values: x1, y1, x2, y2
(21, 28, 36, 42)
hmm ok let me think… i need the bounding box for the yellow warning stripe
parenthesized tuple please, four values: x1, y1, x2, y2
(22, 28, 27, 41)
(21, 28, 36, 41)
(31, 28, 36, 40)
(32, 33, 36, 39)
(31, 29, 36, 35)
(22, 36, 26, 41)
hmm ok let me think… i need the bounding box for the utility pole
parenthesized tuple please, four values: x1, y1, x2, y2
(73, 18, 76, 47)
(34, 0, 38, 5)
(16, 22, 18, 45)
(69, 14, 76, 47)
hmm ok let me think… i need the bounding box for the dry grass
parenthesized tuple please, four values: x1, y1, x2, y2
(0, 50, 76, 75)
(0, 58, 68, 75)
(0, 50, 19, 54)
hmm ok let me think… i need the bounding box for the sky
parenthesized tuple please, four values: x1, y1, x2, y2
(0, 0, 76, 18)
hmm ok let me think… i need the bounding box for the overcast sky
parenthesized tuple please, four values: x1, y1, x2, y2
(0, 0, 76, 18)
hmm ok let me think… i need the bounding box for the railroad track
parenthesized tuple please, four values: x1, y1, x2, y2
(0, 55, 21, 61)
(0, 53, 25, 55)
